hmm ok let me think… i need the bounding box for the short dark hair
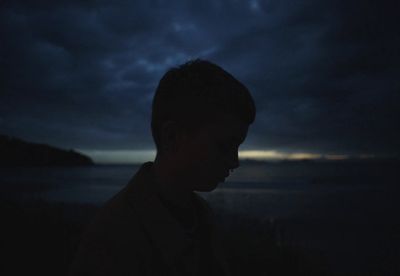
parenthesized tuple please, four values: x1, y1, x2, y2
(151, 59, 256, 152)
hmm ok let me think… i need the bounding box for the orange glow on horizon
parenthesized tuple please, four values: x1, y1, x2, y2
(79, 149, 371, 164)
(239, 150, 323, 160)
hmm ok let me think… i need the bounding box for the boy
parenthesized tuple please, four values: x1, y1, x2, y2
(70, 60, 256, 276)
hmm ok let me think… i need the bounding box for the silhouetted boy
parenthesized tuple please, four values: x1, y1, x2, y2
(69, 60, 256, 276)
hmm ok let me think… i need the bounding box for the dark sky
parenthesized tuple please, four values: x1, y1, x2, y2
(1, 0, 399, 161)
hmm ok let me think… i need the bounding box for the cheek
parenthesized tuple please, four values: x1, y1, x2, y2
(181, 133, 225, 174)
(200, 148, 227, 177)
(186, 144, 222, 173)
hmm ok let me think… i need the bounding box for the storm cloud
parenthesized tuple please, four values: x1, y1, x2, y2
(1, 0, 399, 158)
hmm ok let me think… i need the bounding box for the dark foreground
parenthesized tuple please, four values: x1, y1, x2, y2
(0, 200, 325, 276)
(3, 199, 398, 276)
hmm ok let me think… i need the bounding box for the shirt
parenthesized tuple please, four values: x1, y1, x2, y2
(69, 162, 230, 276)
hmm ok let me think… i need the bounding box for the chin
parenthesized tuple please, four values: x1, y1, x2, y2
(194, 180, 219, 192)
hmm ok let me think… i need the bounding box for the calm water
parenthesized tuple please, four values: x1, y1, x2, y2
(1, 162, 399, 274)
(0, 162, 398, 222)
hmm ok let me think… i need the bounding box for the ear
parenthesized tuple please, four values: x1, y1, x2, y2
(160, 121, 186, 153)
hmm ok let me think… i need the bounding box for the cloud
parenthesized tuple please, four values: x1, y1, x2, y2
(1, 0, 399, 156)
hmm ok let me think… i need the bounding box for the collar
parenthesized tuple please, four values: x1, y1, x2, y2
(124, 162, 206, 265)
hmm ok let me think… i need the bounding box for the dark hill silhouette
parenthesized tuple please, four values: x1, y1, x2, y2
(0, 135, 93, 166)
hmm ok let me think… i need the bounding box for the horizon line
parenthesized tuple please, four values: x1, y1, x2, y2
(78, 149, 390, 165)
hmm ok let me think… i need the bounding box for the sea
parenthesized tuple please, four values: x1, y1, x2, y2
(1, 161, 399, 274)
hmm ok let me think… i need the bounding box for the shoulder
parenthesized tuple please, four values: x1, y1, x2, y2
(82, 162, 154, 243)
(70, 163, 162, 275)
(84, 192, 138, 238)
(69, 187, 150, 276)
(83, 184, 149, 248)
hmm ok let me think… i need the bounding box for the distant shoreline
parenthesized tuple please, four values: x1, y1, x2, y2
(0, 134, 94, 166)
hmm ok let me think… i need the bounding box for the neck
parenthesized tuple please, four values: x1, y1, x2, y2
(153, 155, 193, 208)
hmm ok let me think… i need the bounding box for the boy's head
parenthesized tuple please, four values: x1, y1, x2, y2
(151, 59, 255, 191)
